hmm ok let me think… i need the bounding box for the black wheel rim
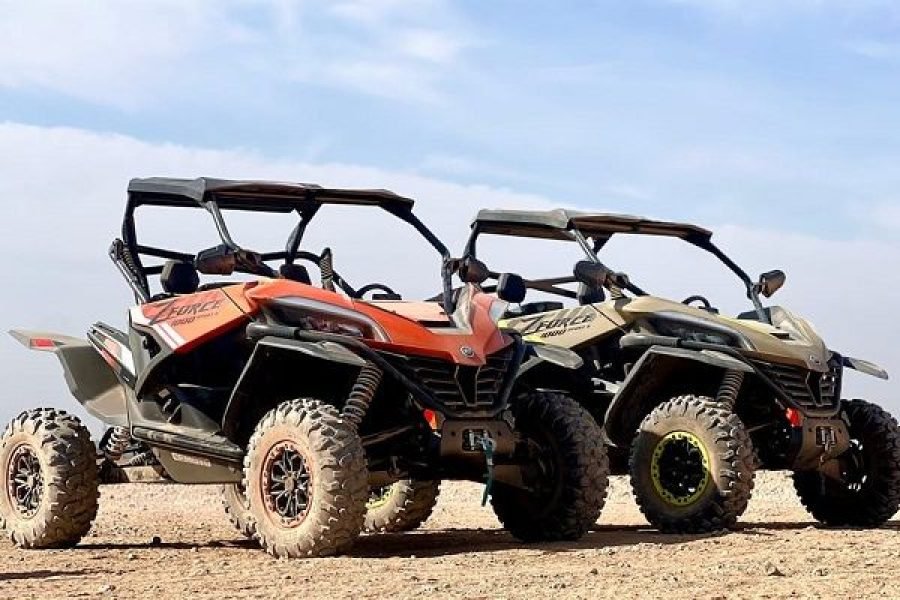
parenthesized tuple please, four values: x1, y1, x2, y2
(262, 441, 312, 528)
(835, 440, 868, 493)
(7, 445, 44, 518)
(652, 432, 711, 506)
(521, 429, 562, 504)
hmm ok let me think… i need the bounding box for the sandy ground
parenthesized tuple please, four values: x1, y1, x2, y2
(1, 472, 898, 599)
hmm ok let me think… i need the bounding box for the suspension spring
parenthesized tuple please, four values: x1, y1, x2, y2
(101, 426, 132, 461)
(343, 363, 383, 430)
(717, 370, 745, 409)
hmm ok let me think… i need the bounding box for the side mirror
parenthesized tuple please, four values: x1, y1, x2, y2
(458, 257, 490, 284)
(574, 260, 630, 289)
(195, 245, 237, 275)
(497, 273, 526, 304)
(757, 270, 786, 298)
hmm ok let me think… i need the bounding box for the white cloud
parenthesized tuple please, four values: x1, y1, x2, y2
(0, 1, 473, 108)
(867, 202, 900, 231)
(0, 122, 897, 430)
(0, 1, 243, 109)
(845, 40, 900, 61)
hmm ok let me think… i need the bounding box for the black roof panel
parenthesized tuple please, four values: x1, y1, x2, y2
(473, 208, 712, 241)
(127, 177, 415, 212)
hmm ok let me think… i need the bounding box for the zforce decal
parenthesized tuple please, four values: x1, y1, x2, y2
(148, 296, 226, 327)
(130, 289, 248, 352)
(505, 306, 597, 340)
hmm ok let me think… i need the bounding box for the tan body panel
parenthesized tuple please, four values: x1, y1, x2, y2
(505, 295, 831, 371)
(502, 304, 625, 348)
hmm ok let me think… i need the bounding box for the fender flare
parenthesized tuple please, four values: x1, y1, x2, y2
(8, 329, 129, 427)
(221, 336, 367, 438)
(841, 355, 889, 380)
(519, 343, 584, 375)
(603, 345, 753, 448)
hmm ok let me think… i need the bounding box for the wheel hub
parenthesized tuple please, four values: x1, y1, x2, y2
(261, 441, 312, 528)
(6, 444, 44, 519)
(651, 431, 711, 507)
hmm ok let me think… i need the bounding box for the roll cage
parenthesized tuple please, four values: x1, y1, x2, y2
(463, 208, 767, 319)
(113, 177, 453, 308)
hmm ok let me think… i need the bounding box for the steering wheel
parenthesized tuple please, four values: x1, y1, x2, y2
(356, 283, 400, 299)
(682, 295, 715, 311)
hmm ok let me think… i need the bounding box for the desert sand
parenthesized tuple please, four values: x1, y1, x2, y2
(1, 472, 898, 599)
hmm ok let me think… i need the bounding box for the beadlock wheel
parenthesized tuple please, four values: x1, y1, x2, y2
(6, 444, 44, 519)
(261, 441, 313, 529)
(650, 431, 711, 507)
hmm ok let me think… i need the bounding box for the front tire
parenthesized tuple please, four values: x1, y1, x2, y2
(0, 409, 100, 548)
(630, 396, 755, 533)
(794, 399, 900, 527)
(364, 479, 440, 533)
(245, 399, 368, 558)
(491, 391, 609, 542)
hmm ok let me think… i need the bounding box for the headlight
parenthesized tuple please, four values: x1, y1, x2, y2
(650, 314, 752, 349)
(268, 297, 389, 341)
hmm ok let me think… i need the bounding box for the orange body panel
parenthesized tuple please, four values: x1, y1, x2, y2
(244, 280, 510, 366)
(131, 279, 510, 365)
(130, 286, 257, 353)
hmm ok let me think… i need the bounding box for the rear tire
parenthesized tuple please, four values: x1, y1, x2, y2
(491, 391, 609, 542)
(794, 399, 900, 527)
(0, 408, 100, 548)
(245, 399, 368, 558)
(630, 396, 755, 533)
(364, 479, 440, 533)
(221, 483, 256, 540)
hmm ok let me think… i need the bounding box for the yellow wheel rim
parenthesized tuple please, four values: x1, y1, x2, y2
(650, 431, 711, 507)
(366, 484, 395, 510)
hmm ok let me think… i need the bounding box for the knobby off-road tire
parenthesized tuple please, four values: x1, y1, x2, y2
(364, 479, 440, 533)
(491, 391, 609, 542)
(630, 396, 755, 534)
(0, 408, 100, 548)
(221, 482, 256, 540)
(794, 399, 900, 527)
(244, 399, 368, 558)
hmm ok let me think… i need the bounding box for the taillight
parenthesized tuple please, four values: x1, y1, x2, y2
(423, 409, 440, 431)
(785, 408, 803, 427)
(30, 338, 56, 351)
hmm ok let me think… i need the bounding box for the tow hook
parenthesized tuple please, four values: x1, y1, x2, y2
(817, 426, 838, 461)
(466, 431, 497, 507)
(818, 427, 838, 495)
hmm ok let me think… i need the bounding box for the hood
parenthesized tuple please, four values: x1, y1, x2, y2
(619, 297, 831, 371)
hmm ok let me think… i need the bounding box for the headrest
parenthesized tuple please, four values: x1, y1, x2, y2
(280, 263, 312, 285)
(161, 261, 200, 295)
(497, 273, 527, 304)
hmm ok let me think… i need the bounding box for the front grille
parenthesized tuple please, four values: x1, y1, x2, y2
(755, 360, 842, 412)
(398, 345, 516, 413)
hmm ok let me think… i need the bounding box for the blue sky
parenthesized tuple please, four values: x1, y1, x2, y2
(2, 1, 899, 235)
(1, 0, 899, 421)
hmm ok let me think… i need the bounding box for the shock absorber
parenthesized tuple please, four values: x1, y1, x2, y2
(717, 370, 745, 410)
(343, 363, 383, 430)
(320, 247, 335, 292)
(101, 426, 132, 462)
